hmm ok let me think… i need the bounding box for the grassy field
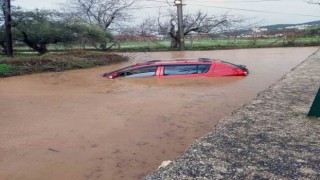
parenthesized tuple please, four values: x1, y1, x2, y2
(115, 37, 320, 51)
(9, 37, 320, 53)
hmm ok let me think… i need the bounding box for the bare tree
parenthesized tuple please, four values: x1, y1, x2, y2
(118, 17, 156, 39)
(65, 0, 137, 49)
(280, 29, 302, 46)
(115, 18, 163, 50)
(218, 16, 254, 45)
(157, 10, 246, 48)
(305, 0, 320, 5)
(135, 17, 156, 38)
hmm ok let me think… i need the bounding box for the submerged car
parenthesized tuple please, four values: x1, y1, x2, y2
(102, 58, 249, 79)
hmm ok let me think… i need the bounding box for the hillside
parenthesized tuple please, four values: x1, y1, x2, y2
(261, 20, 320, 30)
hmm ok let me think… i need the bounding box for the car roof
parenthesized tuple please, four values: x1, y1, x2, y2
(134, 58, 219, 66)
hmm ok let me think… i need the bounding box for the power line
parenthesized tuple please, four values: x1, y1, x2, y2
(129, 6, 168, 9)
(131, 1, 320, 18)
(187, 4, 320, 18)
(143, 0, 284, 3)
(133, 0, 277, 9)
(187, 0, 283, 2)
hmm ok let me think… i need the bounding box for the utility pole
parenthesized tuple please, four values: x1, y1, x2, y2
(4, 0, 13, 57)
(174, 0, 185, 51)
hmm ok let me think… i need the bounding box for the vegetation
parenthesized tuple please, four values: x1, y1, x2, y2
(4, 36, 319, 53)
(64, 0, 136, 50)
(0, 9, 114, 54)
(38, 37, 318, 52)
(12, 10, 75, 54)
(0, 0, 319, 55)
(0, 51, 128, 77)
(306, 0, 320, 5)
(0, 0, 319, 77)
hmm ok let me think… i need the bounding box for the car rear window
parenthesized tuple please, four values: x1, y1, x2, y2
(222, 61, 247, 70)
(164, 64, 210, 76)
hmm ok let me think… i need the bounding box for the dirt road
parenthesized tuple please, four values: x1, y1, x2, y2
(0, 47, 318, 180)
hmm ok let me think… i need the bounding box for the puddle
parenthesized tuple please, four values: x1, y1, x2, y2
(0, 47, 318, 180)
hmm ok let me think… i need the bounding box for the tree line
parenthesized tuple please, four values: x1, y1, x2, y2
(0, 0, 319, 54)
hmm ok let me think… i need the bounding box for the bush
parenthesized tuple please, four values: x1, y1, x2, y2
(0, 52, 128, 77)
(0, 64, 11, 73)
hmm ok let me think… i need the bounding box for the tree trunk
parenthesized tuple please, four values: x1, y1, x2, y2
(36, 44, 49, 54)
(99, 44, 107, 50)
(190, 37, 194, 49)
(21, 32, 48, 54)
(170, 33, 179, 48)
(101, 42, 117, 51)
(170, 38, 179, 48)
(0, 41, 7, 54)
(233, 35, 238, 44)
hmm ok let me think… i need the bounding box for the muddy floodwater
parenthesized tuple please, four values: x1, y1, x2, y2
(0, 47, 318, 180)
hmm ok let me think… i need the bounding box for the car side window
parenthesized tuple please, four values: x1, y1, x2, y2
(124, 66, 158, 78)
(164, 65, 211, 75)
(198, 64, 210, 74)
(164, 65, 198, 75)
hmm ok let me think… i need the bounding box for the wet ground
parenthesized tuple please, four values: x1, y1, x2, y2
(0, 47, 318, 180)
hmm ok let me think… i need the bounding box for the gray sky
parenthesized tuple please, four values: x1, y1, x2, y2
(12, 0, 320, 25)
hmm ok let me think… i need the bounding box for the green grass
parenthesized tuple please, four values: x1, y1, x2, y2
(7, 37, 320, 53)
(0, 51, 128, 78)
(0, 53, 44, 60)
(110, 37, 311, 50)
(0, 64, 11, 73)
(115, 37, 320, 51)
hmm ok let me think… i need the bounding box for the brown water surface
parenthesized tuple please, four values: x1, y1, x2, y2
(0, 47, 318, 180)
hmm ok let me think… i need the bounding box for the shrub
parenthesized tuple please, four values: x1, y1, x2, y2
(0, 52, 128, 77)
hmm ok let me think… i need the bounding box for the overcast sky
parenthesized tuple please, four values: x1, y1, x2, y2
(12, 0, 320, 25)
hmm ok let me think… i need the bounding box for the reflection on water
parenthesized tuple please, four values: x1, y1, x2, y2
(121, 76, 244, 87)
(0, 47, 318, 180)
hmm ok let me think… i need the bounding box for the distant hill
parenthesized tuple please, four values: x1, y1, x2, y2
(219, 20, 320, 35)
(260, 20, 320, 30)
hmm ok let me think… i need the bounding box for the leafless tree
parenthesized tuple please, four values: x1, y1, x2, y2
(157, 10, 247, 48)
(220, 16, 255, 44)
(280, 29, 303, 46)
(118, 17, 156, 38)
(64, 0, 137, 49)
(116, 18, 164, 49)
(135, 17, 157, 38)
(305, 0, 320, 5)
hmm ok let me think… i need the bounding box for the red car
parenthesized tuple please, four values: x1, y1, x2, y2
(103, 58, 249, 79)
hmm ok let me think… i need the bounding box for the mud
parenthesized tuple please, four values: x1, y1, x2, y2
(0, 47, 318, 180)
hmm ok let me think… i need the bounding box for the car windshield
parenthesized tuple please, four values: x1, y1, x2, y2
(103, 65, 137, 77)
